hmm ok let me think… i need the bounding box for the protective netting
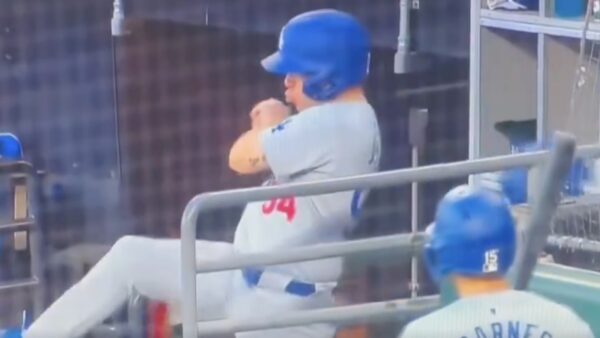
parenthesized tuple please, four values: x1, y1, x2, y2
(0, 0, 470, 336)
(0, 0, 598, 337)
(546, 196, 600, 270)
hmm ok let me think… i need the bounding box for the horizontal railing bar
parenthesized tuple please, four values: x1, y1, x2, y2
(512, 134, 576, 290)
(547, 235, 600, 253)
(0, 161, 34, 175)
(196, 233, 600, 273)
(0, 278, 38, 291)
(197, 233, 425, 273)
(184, 145, 600, 216)
(196, 296, 439, 335)
(0, 221, 35, 232)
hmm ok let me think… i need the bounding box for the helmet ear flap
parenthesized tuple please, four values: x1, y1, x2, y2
(424, 243, 461, 305)
(423, 222, 441, 283)
(303, 69, 338, 101)
(424, 244, 441, 284)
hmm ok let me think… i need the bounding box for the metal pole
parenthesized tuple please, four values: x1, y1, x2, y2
(111, 0, 126, 182)
(196, 233, 425, 274)
(197, 296, 439, 335)
(399, 0, 409, 51)
(512, 132, 576, 289)
(469, 0, 482, 169)
(537, 0, 547, 144)
(183, 145, 600, 214)
(547, 235, 600, 253)
(537, 33, 546, 144)
(410, 147, 419, 298)
(408, 107, 428, 298)
(394, 0, 412, 73)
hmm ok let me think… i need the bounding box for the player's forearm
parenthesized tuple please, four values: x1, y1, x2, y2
(228, 129, 269, 175)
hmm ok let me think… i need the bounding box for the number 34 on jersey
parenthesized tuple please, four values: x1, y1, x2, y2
(260, 190, 365, 223)
(262, 197, 297, 222)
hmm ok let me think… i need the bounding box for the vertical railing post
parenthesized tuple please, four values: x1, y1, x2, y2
(180, 195, 202, 338)
(512, 132, 576, 289)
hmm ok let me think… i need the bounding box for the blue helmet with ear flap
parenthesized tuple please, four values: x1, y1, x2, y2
(424, 185, 517, 284)
(261, 9, 371, 101)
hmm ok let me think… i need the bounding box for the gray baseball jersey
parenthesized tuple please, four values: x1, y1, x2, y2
(400, 290, 594, 338)
(233, 101, 381, 283)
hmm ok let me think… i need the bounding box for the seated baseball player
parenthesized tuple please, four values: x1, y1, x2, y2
(17, 9, 381, 338)
(399, 185, 594, 338)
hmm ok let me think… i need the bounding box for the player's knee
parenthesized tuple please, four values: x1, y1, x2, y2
(106, 235, 148, 275)
(110, 235, 143, 259)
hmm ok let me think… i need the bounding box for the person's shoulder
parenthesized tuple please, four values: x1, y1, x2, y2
(514, 291, 594, 333)
(289, 102, 378, 136)
(285, 103, 347, 128)
(283, 106, 323, 125)
(399, 317, 428, 338)
(308, 101, 375, 114)
(398, 306, 455, 338)
(515, 290, 574, 311)
(547, 301, 594, 336)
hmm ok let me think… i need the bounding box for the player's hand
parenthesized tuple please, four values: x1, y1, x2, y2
(250, 98, 291, 130)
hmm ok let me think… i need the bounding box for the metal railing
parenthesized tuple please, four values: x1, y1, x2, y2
(0, 161, 44, 320)
(180, 133, 588, 337)
(195, 296, 439, 336)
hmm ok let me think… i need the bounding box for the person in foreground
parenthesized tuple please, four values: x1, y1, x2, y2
(399, 185, 594, 338)
(16, 8, 381, 338)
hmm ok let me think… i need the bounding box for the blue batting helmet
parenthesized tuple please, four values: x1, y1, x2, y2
(424, 185, 516, 284)
(261, 9, 371, 101)
(0, 133, 22, 161)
